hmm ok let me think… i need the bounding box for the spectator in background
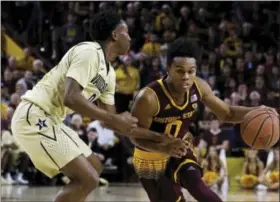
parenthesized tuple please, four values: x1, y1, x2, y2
(237, 149, 264, 189)
(87, 128, 104, 162)
(265, 54, 275, 70)
(244, 50, 255, 72)
(199, 119, 229, 156)
(32, 59, 46, 82)
(178, 6, 191, 36)
(230, 92, 241, 106)
(70, 114, 88, 144)
(17, 47, 34, 71)
(3, 69, 16, 94)
(142, 34, 161, 57)
(224, 78, 237, 98)
(141, 57, 164, 86)
(199, 63, 211, 80)
(224, 29, 242, 57)
(1, 106, 30, 185)
(1, 106, 14, 131)
(1, 138, 14, 185)
(61, 13, 83, 54)
(249, 91, 261, 107)
(15, 82, 26, 96)
(198, 106, 216, 132)
(208, 52, 218, 74)
(237, 84, 248, 105)
(235, 57, 246, 84)
(115, 56, 140, 113)
(259, 148, 279, 191)
(87, 120, 119, 169)
(6, 57, 18, 72)
(159, 44, 168, 71)
(1, 83, 10, 104)
(201, 146, 227, 190)
(253, 76, 266, 96)
(268, 66, 279, 90)
(17, 71, 35, 93)
(1, 130, 30, 185)
(9, 93, 20, 110)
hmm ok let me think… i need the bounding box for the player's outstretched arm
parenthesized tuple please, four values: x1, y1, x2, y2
(196, 77, 278, 123)
(96, 99, 168, 141)
(64, 77, 139, 134)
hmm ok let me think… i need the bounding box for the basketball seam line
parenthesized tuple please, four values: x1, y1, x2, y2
(266, 113, 274, 148)
(241, 112, 268, 136)
(251, 116, 270, 147)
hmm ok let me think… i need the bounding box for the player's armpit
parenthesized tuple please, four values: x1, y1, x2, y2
(196, 77, 258, 123)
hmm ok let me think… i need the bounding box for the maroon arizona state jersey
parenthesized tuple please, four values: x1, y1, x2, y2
(133, 78, 203, 180)
(148, 78, 202, 140)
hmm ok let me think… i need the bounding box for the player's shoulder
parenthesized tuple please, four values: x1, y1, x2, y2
(133, 86, 159, 115)
(71, 42, 102, 56)
(135, 87, 157, 103)
(193, 76, 212, 98)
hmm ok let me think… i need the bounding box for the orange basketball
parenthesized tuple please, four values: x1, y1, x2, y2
(240, 109, 279, 149)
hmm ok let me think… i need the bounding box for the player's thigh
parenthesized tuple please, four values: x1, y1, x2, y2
(157, 176, 185, 202)
(139, 178, 158, 202)
(61, 124, 103, 175)
(86, 153, 103, 175)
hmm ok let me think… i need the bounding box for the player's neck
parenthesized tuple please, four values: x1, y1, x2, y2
(98, 41, 118, 62)
(165, 77, 185, 99)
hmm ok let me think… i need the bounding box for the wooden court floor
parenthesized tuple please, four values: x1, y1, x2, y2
(1, 184, 279, 202)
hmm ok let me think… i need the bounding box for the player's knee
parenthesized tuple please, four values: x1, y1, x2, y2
(80, 172, 99, 192)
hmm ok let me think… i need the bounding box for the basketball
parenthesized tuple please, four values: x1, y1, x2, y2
(240, 109, 279, 149)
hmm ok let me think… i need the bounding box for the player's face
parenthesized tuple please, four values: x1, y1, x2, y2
(114, 23, 131, 55)
(168, 57, 196, 93)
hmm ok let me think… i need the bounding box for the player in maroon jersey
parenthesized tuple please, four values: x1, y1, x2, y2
(130, 38, 278, 202)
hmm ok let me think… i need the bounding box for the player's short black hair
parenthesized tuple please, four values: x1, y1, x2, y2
(167, 37, 199, 66)
(91, 10, 122, 41)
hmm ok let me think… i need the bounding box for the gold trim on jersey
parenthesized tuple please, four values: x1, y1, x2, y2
(176, 196, 182, 202)
(145, 87, 160, 116)
(173, 159, 199, 183)
(134, 148, 169, 161)
(194, 79, 203, 99)
(158, 79, 189, 110)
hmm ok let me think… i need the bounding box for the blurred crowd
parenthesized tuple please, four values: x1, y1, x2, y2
(1, 2, 279, 188)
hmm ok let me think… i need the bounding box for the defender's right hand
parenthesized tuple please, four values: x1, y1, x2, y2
(164, 138, 189, 158)
(112, 111, 138, 134)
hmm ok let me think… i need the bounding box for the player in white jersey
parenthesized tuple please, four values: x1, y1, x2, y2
(11, 11, 187, 202)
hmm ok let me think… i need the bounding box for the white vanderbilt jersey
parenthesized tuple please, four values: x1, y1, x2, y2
(22, 42, 116, 121)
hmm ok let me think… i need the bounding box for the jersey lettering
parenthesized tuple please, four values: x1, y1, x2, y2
(91, 74, 107, 94)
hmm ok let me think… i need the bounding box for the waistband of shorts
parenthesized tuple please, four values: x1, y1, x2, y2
(134, 148, 169, 161)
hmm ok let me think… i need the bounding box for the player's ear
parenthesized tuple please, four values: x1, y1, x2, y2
(112, 31, 117, 41)
(166, 64, 172, 74)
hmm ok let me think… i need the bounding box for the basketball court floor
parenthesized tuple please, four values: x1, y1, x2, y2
(1, 183, 279, 202)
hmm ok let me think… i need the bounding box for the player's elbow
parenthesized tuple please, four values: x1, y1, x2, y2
(219, 107, 234, 123)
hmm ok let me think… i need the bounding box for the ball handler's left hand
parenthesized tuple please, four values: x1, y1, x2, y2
(159, 135, 189, 157)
